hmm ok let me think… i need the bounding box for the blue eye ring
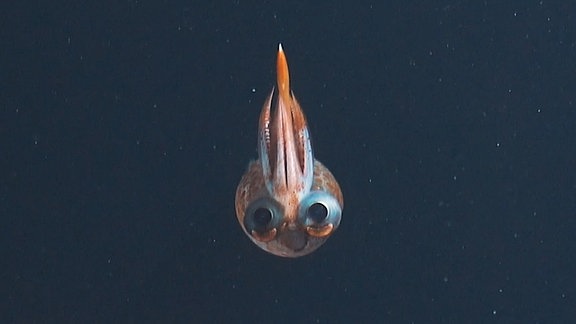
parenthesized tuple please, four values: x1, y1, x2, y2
(244, 197, 284, 235)
(298, 191, 342, 229)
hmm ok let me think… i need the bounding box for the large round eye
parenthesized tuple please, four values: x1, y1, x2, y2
(244, 198, 284, 238)
(298, 191, 342, 235)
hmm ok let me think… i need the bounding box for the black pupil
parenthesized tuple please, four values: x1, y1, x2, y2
(253, 208, 272, 227)
(308, 203, 328, 223)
